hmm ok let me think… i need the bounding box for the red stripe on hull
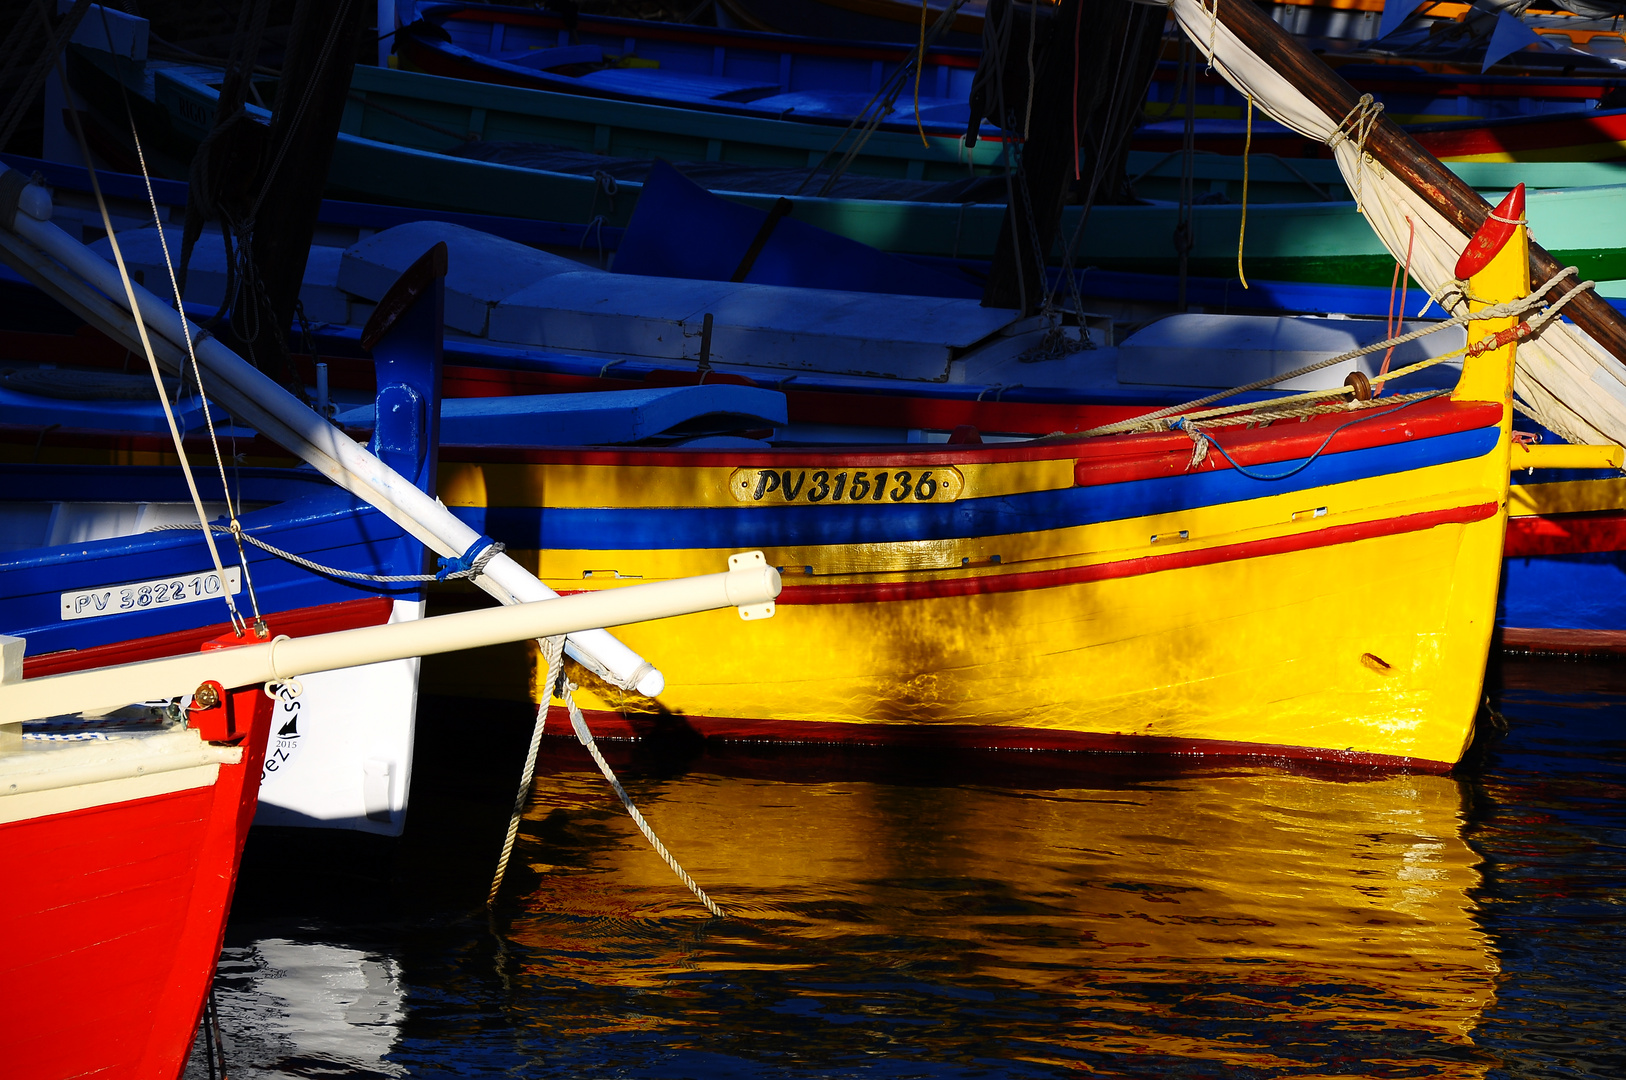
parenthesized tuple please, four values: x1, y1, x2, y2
(1499, 627, 1626, 656)
(1505, 511, 1626, 558)
(23, 595, 395, 678)
(553, 707, 1454, 773)
(775, 502, 1499, 605)
(0, 687, 273, 1080)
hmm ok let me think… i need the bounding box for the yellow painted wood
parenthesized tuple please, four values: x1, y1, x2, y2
(438, 456, 1076, 510)
(1510, 477, 1626, 517)
(1510, 442, 1625, 472)
(458, 435, 1514, 765)
(521, 453, 1502, 584)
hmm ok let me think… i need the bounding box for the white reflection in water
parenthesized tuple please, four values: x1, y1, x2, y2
(186, 939, 405, 1079)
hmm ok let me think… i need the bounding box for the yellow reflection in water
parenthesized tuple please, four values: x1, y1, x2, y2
(506, 762, 1495, 1073)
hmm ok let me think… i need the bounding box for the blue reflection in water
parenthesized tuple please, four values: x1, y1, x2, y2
(194, 662, 1626, 1079)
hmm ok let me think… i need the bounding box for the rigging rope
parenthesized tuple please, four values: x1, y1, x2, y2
(1237, 93, 1251, 290)
(1078, 267, 1593, 438)
(111, 1, 268, 632)
(53, 47, 251, 638)
(149, 523, 505, 584)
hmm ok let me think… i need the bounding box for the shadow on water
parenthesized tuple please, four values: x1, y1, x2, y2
(191, 673, 1626, 1078)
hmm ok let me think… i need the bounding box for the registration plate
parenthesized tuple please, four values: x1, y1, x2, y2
(730, 466, 964, 505)
(61, 567, 243, 621)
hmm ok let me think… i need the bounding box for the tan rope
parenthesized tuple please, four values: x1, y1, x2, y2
(487, 635, 563, 906)
(563, 685, 726, 918)
(52, 50, 249, 638)
(1237, 93, 1251, 290)
(914, 0, 930, 148)
(1327, 94, 1384, 213)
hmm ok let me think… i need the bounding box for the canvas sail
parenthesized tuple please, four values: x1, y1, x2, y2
(1164, 0, 1626, 448)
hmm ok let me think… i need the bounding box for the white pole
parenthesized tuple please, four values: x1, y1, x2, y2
(0, 557, 780, 725)
(0, 166, 663, 695)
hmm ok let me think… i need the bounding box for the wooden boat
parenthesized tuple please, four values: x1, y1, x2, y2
(1, 671, 275, 1080)
(396, 1, 991, 137)
(63, 51, 1626, 287)
(0, 292, 454, 836)
(402, 2, 1626, 151)
(424, 196, 1533, 768)
(1138, 103, 1626, 163)
(26, 175, 1526, 766)
(11, 144, 1626, 662)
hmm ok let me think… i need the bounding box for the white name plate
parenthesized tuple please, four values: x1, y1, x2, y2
(61, 567, 243, 621)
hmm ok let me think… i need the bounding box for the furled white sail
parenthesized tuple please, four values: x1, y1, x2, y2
(1166, 0, 1626, 448)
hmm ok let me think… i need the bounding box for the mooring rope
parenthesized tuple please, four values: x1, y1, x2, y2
(487, 635, 562, 906)
(485, 641, 726, 918)
(52, 46, 251, 638)
(562, 684, 726, 919)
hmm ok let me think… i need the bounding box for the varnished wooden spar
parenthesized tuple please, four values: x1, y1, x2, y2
(1208, 0, 1626, 367)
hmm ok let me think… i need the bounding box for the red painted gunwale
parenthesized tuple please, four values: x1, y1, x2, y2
(435, 397, 1502, 473)
(0, 684, 274, 1080)
(23, 595, 395, 678)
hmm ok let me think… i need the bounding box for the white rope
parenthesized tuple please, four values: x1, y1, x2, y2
(110, 22, 269, 633)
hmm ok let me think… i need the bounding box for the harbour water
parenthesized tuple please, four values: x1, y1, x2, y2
(189, 658, 1626, 1078)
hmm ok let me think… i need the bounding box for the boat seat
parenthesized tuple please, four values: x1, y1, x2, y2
(339, 221, 1019, 381)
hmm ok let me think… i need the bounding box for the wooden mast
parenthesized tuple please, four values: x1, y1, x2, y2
(1209, 0, 1626, 365)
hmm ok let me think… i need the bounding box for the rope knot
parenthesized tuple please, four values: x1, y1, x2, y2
(437, 536, 505, 581)
(1172, 417, 1210, 470)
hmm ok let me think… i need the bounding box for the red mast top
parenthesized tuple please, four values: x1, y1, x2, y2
(1454, 184, 1526, 281)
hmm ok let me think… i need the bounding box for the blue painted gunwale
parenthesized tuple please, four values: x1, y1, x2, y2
(1, 466, 429, 658)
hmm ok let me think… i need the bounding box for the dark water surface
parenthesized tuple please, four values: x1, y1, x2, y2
(192, 659, 1626, 1078)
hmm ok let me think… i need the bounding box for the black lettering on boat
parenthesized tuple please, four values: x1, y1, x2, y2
(782, 471, 806, 499)
(752, 470, 781, 501)
(890, 472, 913, 501)
(807, 471, 831, 502)
(848, 471, 870, 500)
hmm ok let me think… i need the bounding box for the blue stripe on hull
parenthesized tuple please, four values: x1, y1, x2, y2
(1, 486, 427, 657)
(1500, 552, 1626, 631)
(455, 426, 1500, 551)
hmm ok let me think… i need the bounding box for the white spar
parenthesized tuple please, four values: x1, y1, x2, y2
(0, 555, 780, 726)
(0, 165, 663, 695)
